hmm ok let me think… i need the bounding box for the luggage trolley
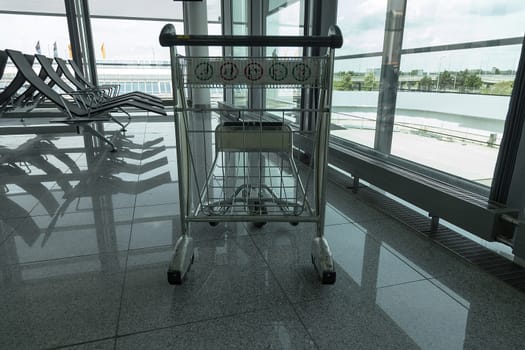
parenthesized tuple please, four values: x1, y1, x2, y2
(159, 24, 343, 285)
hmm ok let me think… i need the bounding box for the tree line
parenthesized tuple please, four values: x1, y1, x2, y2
(333, 70, 514, 95)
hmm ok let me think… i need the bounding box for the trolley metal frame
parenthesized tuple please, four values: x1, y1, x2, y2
(159, 24, 343, 284)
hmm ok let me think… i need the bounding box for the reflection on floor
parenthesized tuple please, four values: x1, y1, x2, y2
(1, 117, 524, 350)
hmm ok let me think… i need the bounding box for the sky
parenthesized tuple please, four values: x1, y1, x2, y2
(337, 0, 524, 73)
(0, 0, 523, 72)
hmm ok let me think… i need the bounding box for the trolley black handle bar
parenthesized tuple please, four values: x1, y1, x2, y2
(159, 24, 343, 49)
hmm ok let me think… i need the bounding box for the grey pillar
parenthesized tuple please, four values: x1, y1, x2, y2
(64, 0, 98, 85)
(373, 0, 407, 154)
(80, 0, 98, 85)
(184, 0, 210, 108)
(64, 0, 83, 70)
(507, 116, 525, 262)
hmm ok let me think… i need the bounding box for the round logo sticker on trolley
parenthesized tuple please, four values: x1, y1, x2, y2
(220, 61, 239, 81)
(292, 62, 312, 82)
(194, 62, 214, 81)
(269, 62, 288, 82)
(244, 62, 264, 82)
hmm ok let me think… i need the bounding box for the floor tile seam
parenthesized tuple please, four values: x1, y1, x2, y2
(0, 250, 128, 269)
(133, 202, 180, 210)
(27, 205, 137, 218)
(430, 266, 525, 304)
(377, 276, 472, 312)
(115, 306, 277, 339)
(246, 233, 321, 350)
(244, 221, 356, 238)
(371, 226, 482, 274)
(112, 120, 149, 343)
(425, 277, 472, 309)
(286, 303, 321, 350)
(348, 216, 395, 225)
(371, 240, 437, 282)
(125, 234, 258, 256)
(348, 220, 458, 278)
(115, 188, 139, 338)
(44, 336, 116, 350)
(325, 221, 354, 228)
(375, 276, 441, 291)
(135, 200, 179, 207)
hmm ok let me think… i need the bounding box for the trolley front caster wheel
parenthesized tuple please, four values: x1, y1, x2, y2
(290, 221, 299, 226)
(167, 254, 195, 285)
(209, 221, 219, 226)
(322, 271, 336, 284)
(167, 271, 183, 285)
(311, 255, 336, 284)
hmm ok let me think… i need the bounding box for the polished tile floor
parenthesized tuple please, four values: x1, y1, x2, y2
(1, 117, 525, 350)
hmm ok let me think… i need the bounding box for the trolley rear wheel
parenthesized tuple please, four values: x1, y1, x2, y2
(249, 200, 267, 229)
(254, 221, 266, 228)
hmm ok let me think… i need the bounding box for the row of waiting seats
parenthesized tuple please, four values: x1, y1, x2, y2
(0, 49, 167, 151)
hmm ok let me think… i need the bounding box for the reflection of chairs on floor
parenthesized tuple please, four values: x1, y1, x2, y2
(1, 163, 59, 214)
(0, 135, 88, 222)
(0, 197, 41, 245)
(0, 127, 173, 250)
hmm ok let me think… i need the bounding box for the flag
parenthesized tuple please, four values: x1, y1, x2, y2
(35, 41, 41, 54)
(101, 43, 106, 59)
(67, 44, 73, 59)
(53, 42, 58, 57)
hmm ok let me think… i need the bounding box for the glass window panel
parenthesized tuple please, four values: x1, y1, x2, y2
(207, 0, 221, 22)
(404, 0, 525, 48)
(89, 0, 183, 20)
(332, 57, 383, 149)
(336, 0, 388, 56)
(394, 45, 521, 185)
(232, 0, 248, 25)
(208, 23, 222, 57)
(92, 19, 183, 98)
(0, 0, 66, 14)
(0, 14, 69, 55)
(92, 18, 183, 61)
(392, 0, 524, 186)
(265, 0, 304, 109)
